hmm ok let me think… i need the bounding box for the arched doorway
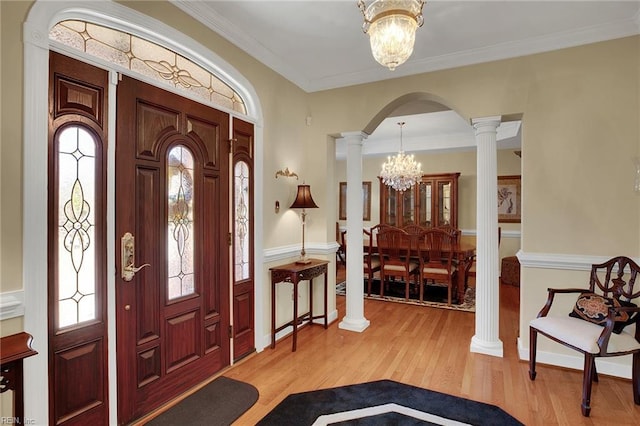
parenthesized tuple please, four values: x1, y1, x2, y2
(338, 93, 507, 357)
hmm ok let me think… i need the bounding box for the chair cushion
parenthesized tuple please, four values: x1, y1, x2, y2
(530, 316, 640, 354)
(383, 261, 418, 272)
(422, 267, 448, 274)
(569, 292, 637, 334)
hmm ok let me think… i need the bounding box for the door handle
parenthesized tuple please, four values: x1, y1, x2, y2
(121, 232, 150, 282)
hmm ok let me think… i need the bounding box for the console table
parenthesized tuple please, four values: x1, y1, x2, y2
(0, 332, 37, 424)
(270, 259, 329, 352)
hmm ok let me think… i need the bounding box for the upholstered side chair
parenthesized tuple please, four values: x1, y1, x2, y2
(529, 256, 640, 416)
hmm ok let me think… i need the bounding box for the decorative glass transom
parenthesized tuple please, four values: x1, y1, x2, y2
(167, 145, 195, 300)
(57, 126, 97, 328)
(49, 20, 246, 114)
(234, 161, 250, 281)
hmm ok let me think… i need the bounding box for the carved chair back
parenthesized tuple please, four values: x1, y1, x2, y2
(589, 256, 640, 302)
(376, 226, 413, 268)
(434, 225, 461, 244)
(416, 228, 455, 271)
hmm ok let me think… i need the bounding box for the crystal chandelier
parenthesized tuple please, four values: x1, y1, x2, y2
(358, 0, 425, 71)
(380, 122, 422, 192)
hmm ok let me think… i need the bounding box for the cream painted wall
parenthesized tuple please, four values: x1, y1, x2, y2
(1, 0, 639, 381)
(311, 38, 639, 257)
(0, 1, 27, 301)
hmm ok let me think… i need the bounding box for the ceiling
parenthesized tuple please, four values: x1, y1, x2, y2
(170, 0, 640, 155)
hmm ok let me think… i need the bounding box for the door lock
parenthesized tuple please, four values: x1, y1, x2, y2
(121, 232, 150, 282)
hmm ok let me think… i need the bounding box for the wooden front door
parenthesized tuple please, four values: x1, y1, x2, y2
(115, 75, 231, 424)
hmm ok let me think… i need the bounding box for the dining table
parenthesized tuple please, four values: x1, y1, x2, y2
(366, 238, 476, 304)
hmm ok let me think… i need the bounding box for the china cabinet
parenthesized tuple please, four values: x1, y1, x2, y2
(379, 173, 460, 228)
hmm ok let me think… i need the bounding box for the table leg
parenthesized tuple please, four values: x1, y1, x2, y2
(309, 277, 314, 327)
(292, 279, 298, 352)
(323, 271, 328, 328)
(271, 278, 276, 349)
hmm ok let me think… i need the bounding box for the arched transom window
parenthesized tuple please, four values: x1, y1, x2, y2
(49, 20, 246, 114)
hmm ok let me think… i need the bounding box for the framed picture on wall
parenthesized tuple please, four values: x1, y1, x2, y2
(339, 181, 371, 221)
(497, 175, 521, 223)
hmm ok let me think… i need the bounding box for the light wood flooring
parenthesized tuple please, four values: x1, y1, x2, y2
(212, 266, 639, 424)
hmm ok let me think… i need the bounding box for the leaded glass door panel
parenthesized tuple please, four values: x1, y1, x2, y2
(48, 52, 109, 426)
(231, 117, 255, 361)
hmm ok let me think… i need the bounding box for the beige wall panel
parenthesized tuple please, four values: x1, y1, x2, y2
(1, 1, 29, 295)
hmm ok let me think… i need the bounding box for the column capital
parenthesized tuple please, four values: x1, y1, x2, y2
(338, 131, 368, 143)
(471, 116, 501, 133)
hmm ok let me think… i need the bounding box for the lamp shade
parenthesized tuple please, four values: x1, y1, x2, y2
(290, 184, 318, 209)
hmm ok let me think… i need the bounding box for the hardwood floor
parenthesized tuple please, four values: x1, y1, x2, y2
(223, 265, 639, 425)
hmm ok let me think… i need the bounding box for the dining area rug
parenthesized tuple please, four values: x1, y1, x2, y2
(336, 278, 475, 313)
(257, 380, 522, 425)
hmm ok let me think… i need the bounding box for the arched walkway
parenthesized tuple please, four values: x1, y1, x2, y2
(339, 95, 503, 358)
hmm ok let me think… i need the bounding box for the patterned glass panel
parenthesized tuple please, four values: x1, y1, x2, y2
(57, 126, 97, 328)
(386, 188, 397, 226)
(49, 20, 247, 114)
(419, 181, 432, 227)
(234, 161, 250, 281)
(167, 146, 195, 300)
(439, 182, 451, 225)
(402, 189, 415, 225)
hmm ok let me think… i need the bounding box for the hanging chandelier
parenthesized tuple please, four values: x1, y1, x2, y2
(358, 0, 426, 71)
(380, 122, 423, 192)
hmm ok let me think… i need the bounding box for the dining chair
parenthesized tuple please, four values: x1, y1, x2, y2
(335, 222, 346, 267)
(363, 227, 381, 296)
(434, 225, 461, 243)
(376, 226, 419, 300)
(529, 256, 640, 416)
(416, 228, 457, 305)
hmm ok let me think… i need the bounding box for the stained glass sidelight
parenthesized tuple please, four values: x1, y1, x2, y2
(57, 126, 97, 328)
(49, 20, 246, 114)
(167, 146, 195, 300)
(234, 161, 250, 281)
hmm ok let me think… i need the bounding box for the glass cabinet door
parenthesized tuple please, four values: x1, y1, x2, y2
(418, 181, 432, 227)
(385, 187, 397, 226)
(401, 189, 415, 225)
(438, 181, 452, 225)
(379, 173, 458, 228)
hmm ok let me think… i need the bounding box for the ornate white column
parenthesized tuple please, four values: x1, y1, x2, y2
(338, 132, 370, 332)
(470, 116, 503, 357)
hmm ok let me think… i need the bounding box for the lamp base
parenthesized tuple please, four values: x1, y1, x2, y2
(295, 255, 312, 264)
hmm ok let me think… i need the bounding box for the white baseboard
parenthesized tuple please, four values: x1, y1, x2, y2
(517, 337, 632, 379)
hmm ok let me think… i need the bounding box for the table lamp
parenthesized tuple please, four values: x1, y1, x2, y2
(290, 184, 318, 264)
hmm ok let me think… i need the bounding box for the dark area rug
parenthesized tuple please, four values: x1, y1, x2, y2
(257, 380, 522, 426)
(146, 376, 258, 426)
(336, 279, 475, 313)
